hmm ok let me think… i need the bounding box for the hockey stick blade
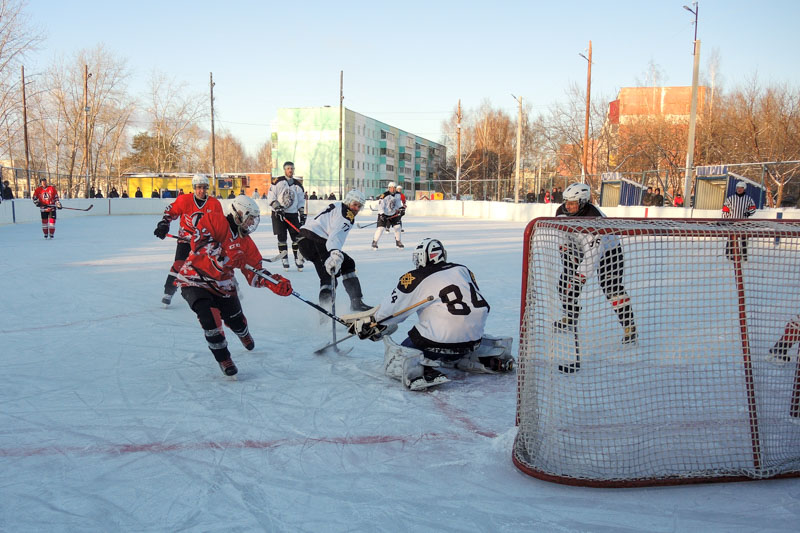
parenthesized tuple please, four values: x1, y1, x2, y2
(58, 204, 94, 212)
(261, 250, 287, 263)
(313, 295, 434, 355)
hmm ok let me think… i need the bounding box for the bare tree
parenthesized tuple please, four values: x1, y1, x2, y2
(141, 71, 206, 172)
(255, 140, 271, 172)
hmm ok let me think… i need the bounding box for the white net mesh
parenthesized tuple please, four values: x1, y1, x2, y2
(513, 217, 800, 486)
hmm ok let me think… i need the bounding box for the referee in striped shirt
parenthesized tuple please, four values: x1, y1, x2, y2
(722, 180, 757, 261)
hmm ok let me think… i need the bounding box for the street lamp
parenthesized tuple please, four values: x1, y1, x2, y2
(579, 41, 592, 185)
(682, 2, 700, 208)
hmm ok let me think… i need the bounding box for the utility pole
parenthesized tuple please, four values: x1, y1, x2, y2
(456, 99, 461, 199)
(210, 72, 217, 192)
(21, 65, 31, 197)
(683, 2, 700, 208)
(579, 41, 592, 185)
(338, 70, 343, 200)
(512, 94, 522, 203)
(84, 64, 92, 198)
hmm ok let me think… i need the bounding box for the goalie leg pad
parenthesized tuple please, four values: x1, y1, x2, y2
(383, 336, 449, 389)
(454, 336, 515, 374)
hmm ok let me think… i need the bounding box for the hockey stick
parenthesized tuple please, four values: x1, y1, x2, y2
(330, 272, 339, 350)
(59, 204, 94, 212)
(275, 212, 301, 233)
(313, 295, 434, 355)
(167, 233, 189, 242)
(245, 264, 348, 326)
(357, 212, 400, 229)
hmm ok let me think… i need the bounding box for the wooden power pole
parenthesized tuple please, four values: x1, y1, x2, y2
(456, 99, 462, 199)
(210, 72, 217, 191)
(338, 70, 343, 200)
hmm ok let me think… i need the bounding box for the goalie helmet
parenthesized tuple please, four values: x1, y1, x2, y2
(229, 195, 260, 235)
(563, 183, 591, 209)
(192, 174, 210, 187)
(413, 238, 447, 269)
(344, 189, 366, 208)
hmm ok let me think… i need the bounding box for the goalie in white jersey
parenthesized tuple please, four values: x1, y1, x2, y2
(343, 238, 514, 391)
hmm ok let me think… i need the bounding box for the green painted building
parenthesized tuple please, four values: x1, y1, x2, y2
(271, 107, 445, 199)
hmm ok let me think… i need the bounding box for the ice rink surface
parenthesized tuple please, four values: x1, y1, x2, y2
(1, 213, 798, 532)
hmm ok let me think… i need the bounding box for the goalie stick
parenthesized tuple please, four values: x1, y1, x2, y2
(245, 264, 349, 326)
(313, 295, 434, 355)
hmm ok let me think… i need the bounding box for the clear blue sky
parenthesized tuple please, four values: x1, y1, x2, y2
(24, 0, 800, 156)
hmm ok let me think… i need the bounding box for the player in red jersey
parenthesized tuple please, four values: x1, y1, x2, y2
(154, 175, 224, 306)
(32, 177, 62, 239)
(175, 195, 292, 377)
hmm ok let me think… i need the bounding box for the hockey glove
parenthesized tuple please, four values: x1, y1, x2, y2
(259, 273, 292, 296)
(399, 207, 406, 217)
(271, 202, 285, 217)
(324, 249, 344, 275)
(56, 201, 63, 210)
(154, 218, 170, 239)
(347, 316, 388, 341)
(33, 198, 41, 207)
(298, 208, 307, 225)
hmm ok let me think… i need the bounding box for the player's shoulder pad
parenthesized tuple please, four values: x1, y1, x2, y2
(294, 180, 305, 192)
(395, 263, 456, 293)
(273, 176, 286, 185)
(378, 193, 387, 200)
(339, 202, 355, 223)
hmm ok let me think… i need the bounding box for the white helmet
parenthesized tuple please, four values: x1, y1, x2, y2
(736, 180, 747, 190)
(396, 185, 403, 192)
(413, 238, 447, 269)
(229, 195, 260, 235)
(192, 174, 210, 187)
(344, 189, 366, 208)
(388, 182, 396, 188)
(563, 183, 591, 208)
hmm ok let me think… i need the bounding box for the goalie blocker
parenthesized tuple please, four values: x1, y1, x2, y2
(342, 237, 514, 390)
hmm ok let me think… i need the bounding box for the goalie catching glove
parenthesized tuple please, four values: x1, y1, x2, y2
(154, 217, 170, 239)
(254, 270, 293, 296)
(324, 249, 344, 275)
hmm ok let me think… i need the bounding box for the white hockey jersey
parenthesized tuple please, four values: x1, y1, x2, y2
(555, 203, 622, 278)
(267, 177, 305, 214)
(378, 192, 402, 216)
(376, 262, 490, 355)
(301, 202, 355, 251)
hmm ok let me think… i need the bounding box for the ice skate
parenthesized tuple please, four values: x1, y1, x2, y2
(371, 241, 378, 250)
(161, 292, 173, 307)
(395, 240, 404, 248)
(218, 358, 238, 377)
(405, 364, 449, 391)
(281, 256, 290, 272)
(553, 316, 576, 332)
(621, 325, 637, 345)
(349, 297, 373, 312)
(767, 345, 792, 365)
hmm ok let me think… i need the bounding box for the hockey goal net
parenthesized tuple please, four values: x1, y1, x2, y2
(514, 217, 800, 487)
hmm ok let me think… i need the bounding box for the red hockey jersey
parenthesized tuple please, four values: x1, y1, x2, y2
(175, 211, 264, 296)
(163, 193, 223, 239)
(33, 185, 59, 208)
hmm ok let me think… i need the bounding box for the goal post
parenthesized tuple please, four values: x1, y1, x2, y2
(514, 217, 800, 487)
